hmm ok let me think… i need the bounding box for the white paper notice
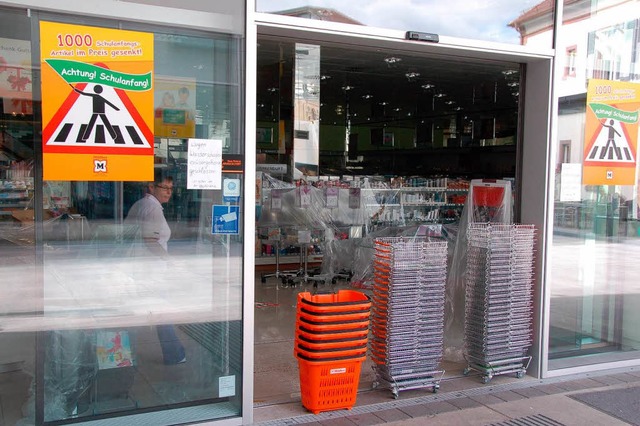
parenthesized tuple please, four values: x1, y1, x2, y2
(218, 375, 236, 398)
(187, 138, 222, 190)
(560, 163, 582, 202)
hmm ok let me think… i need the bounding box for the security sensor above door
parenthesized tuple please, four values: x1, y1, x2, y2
(405, 31, 439, 43)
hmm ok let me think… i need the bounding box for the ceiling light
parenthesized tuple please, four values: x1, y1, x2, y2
(445, 100, 455, 105)
(502, 69, 518, 76)
(384, 57, 402, 66)
(320, 75, 332, 80)
(362, 94, 373, 100)
(421, 84, 435, 90)
(433, 93, 447, 98)
(341, 85, 354, 91)
(379, 101, 389, 106)
(405, 72, 420, 80)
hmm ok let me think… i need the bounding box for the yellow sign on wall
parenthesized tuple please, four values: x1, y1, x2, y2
(40, 21, 154, 181)
(582, 79, 640, 185)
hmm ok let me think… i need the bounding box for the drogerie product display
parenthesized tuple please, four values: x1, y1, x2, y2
(462, 223, 536, 383)
(370, 237, 447, 398)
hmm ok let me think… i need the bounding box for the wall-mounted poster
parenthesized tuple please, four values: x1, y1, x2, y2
(0, 37, 33, 115)
(582, 79, 640, 185)
(154, 76, 196, 138)
(40, 21, 154, 181)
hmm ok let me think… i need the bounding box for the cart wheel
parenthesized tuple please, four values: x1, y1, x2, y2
(482, 375, 491, 384)
(331, 278, 337, 284)
(432, 384, 439, 393)
(463, 367, 470, 376)
(261, 276, 267, 283)
(516, 371, 525, 379)
(372, 381, 379, 389)
(392, 391, 399, 399)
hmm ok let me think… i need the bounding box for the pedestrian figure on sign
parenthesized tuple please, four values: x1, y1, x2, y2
(70, 83, 120, 141)
(599, 119, 622, 160)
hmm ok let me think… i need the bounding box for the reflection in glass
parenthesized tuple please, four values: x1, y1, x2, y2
(549, 0, 640, 369)
(0, 7, 37, 426)
(256, 0, 550, 46)
(37, 27, 244, 424)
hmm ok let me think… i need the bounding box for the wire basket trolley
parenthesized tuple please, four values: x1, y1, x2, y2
(463, 223, 536, 383)
(370, 237, 447, 398)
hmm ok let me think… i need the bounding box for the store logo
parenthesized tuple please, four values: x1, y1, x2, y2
(94, 159, 107, 173)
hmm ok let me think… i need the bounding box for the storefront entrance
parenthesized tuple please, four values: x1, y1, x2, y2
(252, 21, 553, 406)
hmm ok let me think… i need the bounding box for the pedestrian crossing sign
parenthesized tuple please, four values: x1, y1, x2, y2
(583, 79, 640, 185)
(40, 21, 154, 181)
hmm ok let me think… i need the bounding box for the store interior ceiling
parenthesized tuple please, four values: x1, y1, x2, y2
(256, 35, 522, 133)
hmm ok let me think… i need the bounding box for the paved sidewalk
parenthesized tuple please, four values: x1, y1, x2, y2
(254, 366, 640, 425)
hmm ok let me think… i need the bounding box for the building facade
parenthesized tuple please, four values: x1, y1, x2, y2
(0, 0, 638, 424)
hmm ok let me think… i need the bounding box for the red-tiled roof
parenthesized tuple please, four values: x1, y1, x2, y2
(509, 0, 554, 27)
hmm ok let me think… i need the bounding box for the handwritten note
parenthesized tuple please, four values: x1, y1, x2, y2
(187, 138, 222, 190)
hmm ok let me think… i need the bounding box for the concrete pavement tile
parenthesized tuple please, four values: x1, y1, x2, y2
(625, 370, 640, 378)
(253, 401, 309, 422)
(298, 422, 323, 426)
(317, 417, 358, 426)
(343, 413, 383, 426)
(554, 378, 604, 392)
(424, 401, 459, 414)
(590, 375, 625, 386)
(448, 397, 484, 410)
(399, 403, 436, 418)
(610, 373, 640, 383)
(532, 384, 566, 395)
(372, 408, 412, 422)
(469, 394, 508, 405)
(488, 394, 629, 426)
(492, 390, 528, 402)
(383, 406, 509, 426)
(512, 387, 548, 398)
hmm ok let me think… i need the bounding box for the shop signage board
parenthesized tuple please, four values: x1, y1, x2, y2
(40, 21, 154, 181)
(582, 79, 640, 185)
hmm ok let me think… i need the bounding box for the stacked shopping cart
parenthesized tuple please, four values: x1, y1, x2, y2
(370, 237, 447, 398)
(463, 223, 535, 383)
(294, 290, 371, 414)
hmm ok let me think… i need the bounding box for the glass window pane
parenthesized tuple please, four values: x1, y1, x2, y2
(0, 6, 37, 425)
(549, 0, 640, 369)
(1, 3, 245, 424)
(256, 1, 553, 47)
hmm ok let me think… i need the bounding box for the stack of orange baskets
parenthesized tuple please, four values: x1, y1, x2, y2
(294, 289, 371, 415)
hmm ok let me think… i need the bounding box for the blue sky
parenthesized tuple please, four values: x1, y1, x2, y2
(257, 0, 541, 44)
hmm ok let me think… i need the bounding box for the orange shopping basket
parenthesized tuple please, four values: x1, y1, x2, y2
(297, 353, 366, 414)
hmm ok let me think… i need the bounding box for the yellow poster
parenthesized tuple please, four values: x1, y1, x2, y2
(154, 76, 196, 138)
(40, 21, 154, 181)
(582, 79, 640, 185)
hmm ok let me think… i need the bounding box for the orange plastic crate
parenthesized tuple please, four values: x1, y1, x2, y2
(296, 342, 367, 359)
(297, 307, 371, 323)
(297, 324, 369, 341)
(296, 334, 369, 350)
(298, 290, 371, 313)
(297, 316, 370, 331)
(297, 356, 364, 414)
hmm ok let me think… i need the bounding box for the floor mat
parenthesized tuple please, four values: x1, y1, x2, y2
(569, 385, 640, 425)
